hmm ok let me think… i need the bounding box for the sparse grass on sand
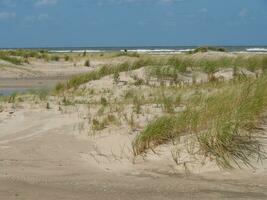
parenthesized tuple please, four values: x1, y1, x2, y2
(0, 52, 23, 65)
(55, 54, 267, 93)
(55, 57, 160, 92)
(133, 73, 267, 168)
(4, 51, 267, 170)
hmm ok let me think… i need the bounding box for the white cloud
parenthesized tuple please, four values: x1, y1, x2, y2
(35, 0, 58, 6)
(0, 11, 16, 20)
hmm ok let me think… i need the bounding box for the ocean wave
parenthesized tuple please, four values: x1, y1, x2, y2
(49, 50, 106, 53)
(120, 48, 194, 54)
(246, 48, 267, 52)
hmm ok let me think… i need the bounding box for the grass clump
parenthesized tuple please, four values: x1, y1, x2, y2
(113, 71, 120, 84)
(5, 49, 49, 59)
(167, 57, 192, 72)
(133, 74, 267, 168)
(92, 114, 119, 131)
(100, 97, 108, 106)
(84, 59, 90, 67)
(191, 46, 227, 53)
(133, 116, 177, 155)
(114, 52, 140, 58)
(29, 88, 49, 101)
(0, 52, 23, 65)
(51, 55, 60, 62)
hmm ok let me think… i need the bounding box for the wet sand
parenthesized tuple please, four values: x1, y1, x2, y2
(0, 59, 94, 95)
(0, 76, 70, 95)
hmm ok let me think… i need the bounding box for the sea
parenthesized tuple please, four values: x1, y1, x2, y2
(1, 46, 267, 54)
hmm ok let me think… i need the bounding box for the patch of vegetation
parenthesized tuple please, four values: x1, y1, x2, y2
(62, 96, 74, 106)
(113, 71, 120, 84)
(8, 92, 18, 103)
(167, 57, 192, 72)
(5, 49, 49, 58)
(0, 52, 23, 65)
(92, 114, 119, 131)
(84, 59, 90, 67)
(133, 74, 267, 168)
(114, 52, 140, 57)
(92, 118, 105, 131)
(29, 88, 50, 101)
(100, 97, 108, 106)
(146, 55, 267, 81)
(191, 46, 227, 53)
(131, 74, 145, 86)
(64, 55, 70, 61)
(133, 95, 143, 114)
(51, 55, 60, 62)
(55, 57, 160, 92)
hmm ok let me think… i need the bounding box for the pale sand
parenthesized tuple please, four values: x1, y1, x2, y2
(1, 54, 267, 199)
(0, 104, 267, 200)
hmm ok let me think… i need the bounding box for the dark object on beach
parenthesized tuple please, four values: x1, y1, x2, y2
(83, 51, 87, 57)
(124, 49, 128, 53)
(46, 102, 50, 109)
(84, 59, 90, 67)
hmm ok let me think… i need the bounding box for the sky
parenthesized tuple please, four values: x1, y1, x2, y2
(0, 0, 267, 48)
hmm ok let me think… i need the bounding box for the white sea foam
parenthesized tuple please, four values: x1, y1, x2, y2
(120, 48, 194, 54)
(49, 50, 106, 53)
(246, 48, 267, 52)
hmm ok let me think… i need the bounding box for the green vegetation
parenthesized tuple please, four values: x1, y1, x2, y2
(146, 54, 267, 82)
(100, 97, 108, 106)
(84, 59, 90, 67)
(114, 52, 140, 57)
(2, 51, 266, 169)
(133, 74, 267, 168)
(191, 46, 227, 53)
(5, 49, 48, 58)
(92, 114, 119, 131)
(0, 49, 74, 64)
(55, 57, 160, 92)
(0, 49, 53, 64)
(29, 88, 50, 101)
(64, 55, 70, 61)
(51, 55, 60, 61)
(113, 70, 120, 84)
(0, 52, 23, 65)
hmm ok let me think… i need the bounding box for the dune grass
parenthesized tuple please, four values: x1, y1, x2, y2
(54, 54, 267, 93)
(0, 50, 70, 64)
(114, 52, 140, 58)
(145, 54, 267, 82)
(0, 52, 23, 65)
(55, 57, 160, 92)
(190, 46, 227, 53)
(133, 74, 267, 168)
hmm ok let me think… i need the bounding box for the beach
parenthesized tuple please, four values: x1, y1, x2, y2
(1, 50, 267, 199)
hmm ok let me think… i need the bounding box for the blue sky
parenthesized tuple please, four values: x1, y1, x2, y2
(0, 0, 267, 47)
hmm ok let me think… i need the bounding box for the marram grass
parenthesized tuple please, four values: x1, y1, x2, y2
(133, 74, 267, 168)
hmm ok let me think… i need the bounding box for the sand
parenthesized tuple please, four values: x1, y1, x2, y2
(0, 104, 267, 199)
(1, 54, 267, 199)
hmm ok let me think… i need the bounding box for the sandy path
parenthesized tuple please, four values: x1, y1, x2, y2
(0, 109, 267, 199)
